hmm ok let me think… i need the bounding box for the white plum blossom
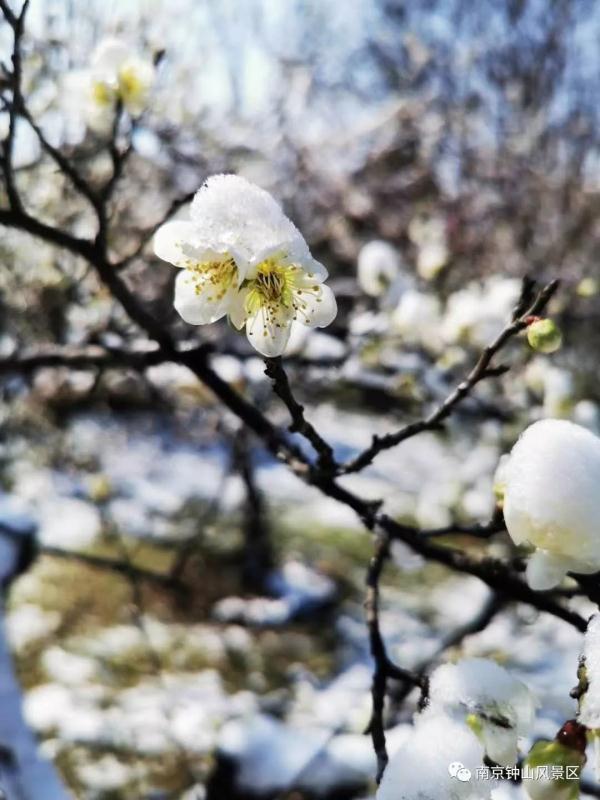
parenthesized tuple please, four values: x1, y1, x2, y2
(417, 239, 449, 280)
(357, 240, 403, 298)
(408, 213, 449, 280)
(390, 289, 442, 349)
(154, 174, 337, 357)
(90, 38, 155, 117)
(425, 658, 536, 767)
(503, 419, 600, 590)
(377, 713, 492, 800)
(66, 38, 155, 133)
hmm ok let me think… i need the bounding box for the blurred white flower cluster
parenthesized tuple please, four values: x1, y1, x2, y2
(65, 38, 155, 133)
(154, 174, 337, 357)
(354, 237, 521, 355)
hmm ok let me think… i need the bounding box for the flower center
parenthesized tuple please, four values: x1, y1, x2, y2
(250, 260, 294, 308)
(91, 80, 115, 107)
(244, 257, 321, 328)
(118, 65, 144, 104)
(186, 256, 237, 302)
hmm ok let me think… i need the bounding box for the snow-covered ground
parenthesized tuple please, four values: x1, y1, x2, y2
(0, 386, 597, 797)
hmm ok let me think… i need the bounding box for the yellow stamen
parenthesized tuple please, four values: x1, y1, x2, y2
(185, 256, 237, 303)
(244, 256, 321, 329)
(91, 80, 115, 107)
(118, 65, 145, 106)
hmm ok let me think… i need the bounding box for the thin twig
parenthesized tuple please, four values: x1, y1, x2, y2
(264, 356, 337, 471)
(340, 278, 560, 474)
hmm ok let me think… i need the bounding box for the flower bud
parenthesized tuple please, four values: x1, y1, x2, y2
(526, 318, 562, 354)
(522, 733, 585, 800)
(577, 277, 598, 298)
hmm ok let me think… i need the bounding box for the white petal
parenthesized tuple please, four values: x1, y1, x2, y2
(173, 271, 234, 325)
(245, 307, 292, 357)
(228, 288, 248, 330)
(119, 57, 155, 116)
(291, 256, 328, 284)
(294, 283, 337, 328)
(481, 721, 518, 767)
(85, 103, 114, 134)
(91, 38, 129, 78)
(154, 222, 198, 267)
(526, 550, 568, 591)
(304, 257, 328, 282)
(121, 57, 154, 86)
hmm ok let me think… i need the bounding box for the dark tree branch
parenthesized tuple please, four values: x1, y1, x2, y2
(113, 189, 197, 270)
(17, 102, 101, 214)
(264, 356, 337, 471)
(364, 532, 424, 783)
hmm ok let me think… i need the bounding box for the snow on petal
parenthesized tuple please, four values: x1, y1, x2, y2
(190, 174, 306, 264)
(426, 658, 536, 766)
(503, 419, 600, 589)
(377, 713, 492, 800)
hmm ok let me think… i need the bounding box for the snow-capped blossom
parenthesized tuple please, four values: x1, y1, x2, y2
(425, 658, 536, 767)
(503, 419, 600, 590)
(154, 174, 337, 358)
(357, 240, 402, 298)
(377, 713, 492, 800)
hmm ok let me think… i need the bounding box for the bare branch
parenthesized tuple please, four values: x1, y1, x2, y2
(264, 356, 337, 471)
(364, 533, 424, 783)
(340, 279, 560, 474)
(113, 189, 197, 270)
